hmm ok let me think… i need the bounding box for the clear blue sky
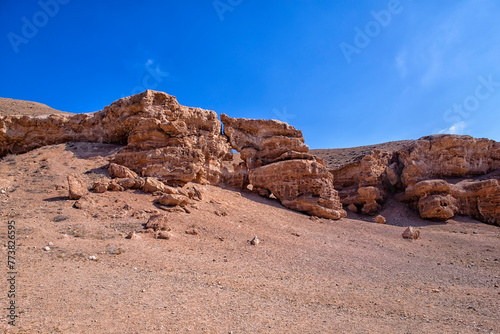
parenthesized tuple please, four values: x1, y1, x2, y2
(1, 0, 499, 148)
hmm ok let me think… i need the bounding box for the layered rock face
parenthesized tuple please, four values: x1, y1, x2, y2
(331, 149, 396, 214)
(399, 135, 500, 187)
(0, 90, 232, 185)
(221, 114, 346, 220)
(321, 134, 499, 225)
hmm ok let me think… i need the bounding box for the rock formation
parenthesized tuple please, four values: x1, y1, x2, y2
(317, 135, 499, 225)
(2, 91, 498, 224)
(221, 114, 346, 220)
(1, 90, 232, 185)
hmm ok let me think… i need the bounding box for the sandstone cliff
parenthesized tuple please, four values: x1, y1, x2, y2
(0, 90, 232, 185)
(314, 135, 500, 225)
(221, 114, 347, 220)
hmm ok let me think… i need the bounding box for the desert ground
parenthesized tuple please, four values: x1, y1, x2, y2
(0, 99, 499, 333)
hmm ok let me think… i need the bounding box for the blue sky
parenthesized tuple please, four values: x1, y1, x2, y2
(1, 0, 499, 148)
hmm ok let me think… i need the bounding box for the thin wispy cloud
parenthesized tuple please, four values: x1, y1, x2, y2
(439, 121, 466, 135)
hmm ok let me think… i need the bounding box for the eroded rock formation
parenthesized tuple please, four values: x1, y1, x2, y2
(1, 90, 232, 185)
(221, 114, 346, 220)
(2, 91, 499, 224)
(319, 135, 500, 225)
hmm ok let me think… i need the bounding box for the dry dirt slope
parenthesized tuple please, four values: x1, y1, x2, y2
(0, 142, 499, 333)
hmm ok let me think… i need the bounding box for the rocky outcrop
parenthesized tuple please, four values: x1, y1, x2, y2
(399, 135, 500, 187)
(221, 114, 346, 220)
(330, 149, 398, 215)
(1, 90, 232, 185)
(321, 135, 499, 225)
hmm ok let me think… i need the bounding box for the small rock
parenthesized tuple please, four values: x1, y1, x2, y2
(402, 227, 420, 240)
(145, 215, 170, 232)
(92, 181, 109, 193)
(43, 246, 51, 251)
(347, 203, 358, 213)
(156, 231, 172, 240)
(107, 182, 124, 192)
(125, 231, 140, 239)
(185, 228, 199, 235)
(156, 193, 192, 207)
(214, 210, 227, 217)
(108, 163, 138, 179)
(250, 236, 260, 245)
(67, 174, 87, 200)
(89, 255, 98, 261)
(374, 215, 386, 224)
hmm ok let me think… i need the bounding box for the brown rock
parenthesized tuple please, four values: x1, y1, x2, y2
(145, 215, 169, 232)
(418, 194, 457, 221)
(156, 193, 192, 207)
(67, 174, 87, 199)
(107, 182, 124, 192)
(0, 90, 232, 185)
(221, 115, 346, 220)
(92, 181, 109, 193)
(399, 135, 500, 187)
(250, 236, 260, 245)
(185, 228, 199, 235)
(142, 177, 167, 193)
(115, 177, 144, 189)
(125, 231, 140, 239)
(221, 114, 310, 169)
(451, 178, 500, 226)
(108, 163, 138, 179)
(402, 227, 420, 240)
(155, 231, 172, 240)
(347, 203, 358, 213)
(249, 159, 346, 220)
(374, 215, 386, 224)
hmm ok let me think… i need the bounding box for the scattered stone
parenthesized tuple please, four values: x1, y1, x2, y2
(402, 227, 420, 240)
(156, 231, 172, 240)
(374, 215, 386, 224)
(142, 177, 168, 193)
(250, 236, 260, 245)
(156, 193, 192, 207)
(185, 228, 199, 235)
(108, 163, 138, 179)
(125, 231, 140, 239)
(88, 255, 98, 261)
(347, 203, 358, 213)
(158, 205, 186, 213)
(214, 210, 227, 217)
(92, 181, 108, 193)
(67, 174, 87, 200)
(43, 246, 51, 251)
(145, 215, 170, 232)
(107, 182, 125, 192)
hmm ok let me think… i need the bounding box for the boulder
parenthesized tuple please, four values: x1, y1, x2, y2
(108, 163, 138, 179)
(156, 193, 192, 207)
(417, 194, 457, 221)
(402, 227, 420, 240)
(67, 174, 87, 199)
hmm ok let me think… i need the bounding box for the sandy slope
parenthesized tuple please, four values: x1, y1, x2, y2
(0, 97, 69, 117)
(0, 142, 499, 333)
